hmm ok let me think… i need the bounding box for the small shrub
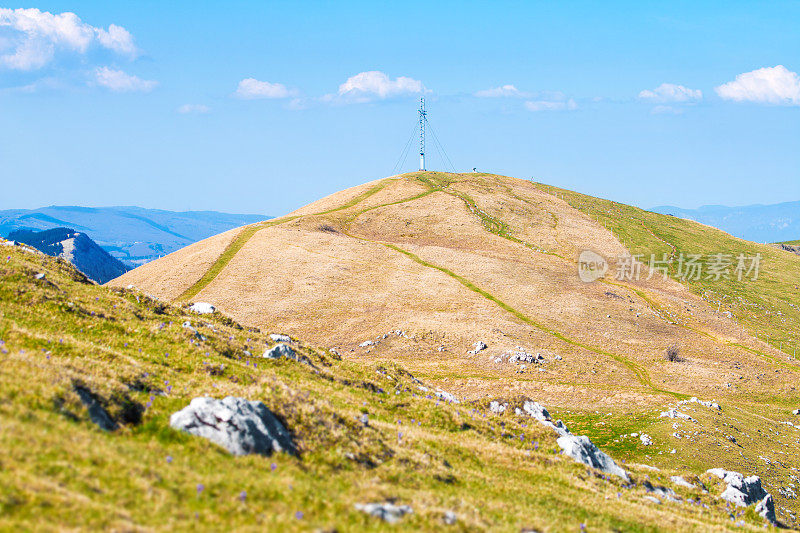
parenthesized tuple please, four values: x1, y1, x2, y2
(317, 223, 338, 234)
(666, 345, 682, 362)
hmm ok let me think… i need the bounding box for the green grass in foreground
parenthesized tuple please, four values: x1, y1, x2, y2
(0, 244, 761, 531)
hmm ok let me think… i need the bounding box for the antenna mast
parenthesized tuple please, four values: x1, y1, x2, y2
(418, 97, 426, 171)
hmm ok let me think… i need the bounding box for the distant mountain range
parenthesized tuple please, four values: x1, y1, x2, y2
(0, 206, 269, 267)
(650, 201, 800, 243)
(8, 227, 128, 284)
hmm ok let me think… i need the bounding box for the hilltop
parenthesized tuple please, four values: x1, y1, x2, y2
(111, 171, 800, 527)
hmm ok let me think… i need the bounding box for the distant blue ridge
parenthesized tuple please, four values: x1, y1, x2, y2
(0, 206, 271, 268)
(648, 201, 800, 244)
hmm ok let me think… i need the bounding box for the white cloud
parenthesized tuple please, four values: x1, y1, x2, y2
(95, 24, 137, 57)
(235, 78, 294, 99)
(715, 65, 800, 105)
(651, 105, 684, 115)
(524, 98, 577, 112)
(94, 67, 156, 92)
(177, 104, 210, 114)
(334, 71, 424, 102)
(475, 84, 528, 98)
(0, 8, 139, 70)
(639, 83, 702, 103)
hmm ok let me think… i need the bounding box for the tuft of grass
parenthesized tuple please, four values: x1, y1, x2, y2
(665, 345, 682, 363)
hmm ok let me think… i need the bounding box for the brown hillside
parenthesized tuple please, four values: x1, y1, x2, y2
(110, 173, 792, 407)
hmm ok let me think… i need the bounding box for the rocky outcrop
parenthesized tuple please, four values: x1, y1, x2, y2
(557, 435, 629, 481)
(170, 397, 295, 456)
(706, 468, 776, 524)
(511, 400, 628, 480)
(263, 343, 297, 360)
(74, 385, 117, 431)
(189, 302, 216, 314)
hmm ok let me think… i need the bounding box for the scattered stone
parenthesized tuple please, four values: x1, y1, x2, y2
(555, 354, 563, 361)
(359, 340, 375, 347)
(706, 468, 776, 524)
(354, 502, 413, 523)
(189, 302, 216, 314)
(659, 409, 694, 421)
(643, 481, 679, 502)
(263, 343, 296, 360)
(170, 396, 295, 456)
(644, 496, 661, 504)
(506, 347, 543, 364)
(435, 389, 459, 404)
(74, 385, 117, 431)
(443, 511, 457, 525)
(557, 434, 629, 481)
(468, 341, 487, 355)
(35, 272, 46, 280)
(679, 397, 721, 411)
(270, 334, 291, 343)
(793, 409, 800, 415)
(670, 476, 695, 489)
(639, 433, 653, 446)
(489, 401, 507, 414)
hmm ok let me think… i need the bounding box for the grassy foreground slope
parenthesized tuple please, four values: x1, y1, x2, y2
(108, 172, 800, 527)
(3, 241, 781, 531)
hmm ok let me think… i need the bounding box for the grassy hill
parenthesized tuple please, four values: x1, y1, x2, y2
(3, 240, 777, 531)
(6, 172, 800, 530)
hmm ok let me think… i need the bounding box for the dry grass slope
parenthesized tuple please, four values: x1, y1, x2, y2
(2, 243, 776, 531)
(109, 172, 800, 527)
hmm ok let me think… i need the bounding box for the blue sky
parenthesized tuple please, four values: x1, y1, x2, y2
(1, 1, 799, 215)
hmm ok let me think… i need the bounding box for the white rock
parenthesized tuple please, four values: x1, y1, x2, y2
(489, 401, 507, 414)
(659, 409, 694, 421)
(706, 468, 776, 524)
(639, 433, 653, 446)
(513, 399, 627, 479)
(435, 389, 459, 404)
(520, 401, 551, 422)
(679, 397, 721, 411)
(555, 355, 563, 361)
(263, 343, 296, 360)
(468, 341, 487, 354)
(670, 475, 695, 489)
(354, 502, 413, 523)
(170, 396, 295, 456)
(443, 510, 457, 525)
(557, 434, 629, 481)
(359, 340, 374, 347)
(270, 334, 291, 343)
(189, 302, 216, 314)
(793, 409, 800, 415)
